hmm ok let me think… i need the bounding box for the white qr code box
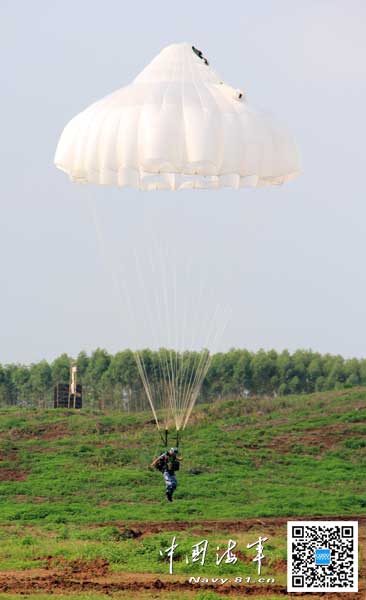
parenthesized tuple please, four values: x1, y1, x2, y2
(287, 521, 358, 592)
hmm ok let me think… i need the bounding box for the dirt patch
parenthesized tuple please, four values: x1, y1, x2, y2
(0, 448, 18, 462)
(95, 515, 366, 537)
(0, 468, 27, 481)
(8, 422, 69, 441)
(224, 423, 246, 431)
(37, 556, 110, 577)
(0, 569, 360, 598)
(266, 423, 355, 453)
(15, 495, 46, 503)
(64, 558, 110, 577)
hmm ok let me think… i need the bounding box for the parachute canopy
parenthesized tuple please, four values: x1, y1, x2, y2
(54, 42, 301, 191)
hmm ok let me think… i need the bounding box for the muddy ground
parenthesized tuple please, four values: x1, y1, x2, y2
(0, 517, 363, 598)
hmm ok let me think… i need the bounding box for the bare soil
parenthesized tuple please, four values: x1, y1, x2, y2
(0, 568, 360, 598)
(266, 423, 354, 453)
(0, 517, 363, 598)
(0, 468, 27, 481)
(97, 515, 366, 536)
(6, 422, 69, 441)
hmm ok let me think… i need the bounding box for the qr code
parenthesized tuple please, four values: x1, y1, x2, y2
(287, 521, 358, 592)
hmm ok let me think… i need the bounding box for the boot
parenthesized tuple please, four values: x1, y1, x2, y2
(166, 490, 173, 502)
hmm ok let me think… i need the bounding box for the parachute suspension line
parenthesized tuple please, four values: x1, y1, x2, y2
(89, 198, 230, 436)
(179, 351, 210, 430)
(156, 246, 171, 421)
(182, 241, 226, 428)
(177, 275, 213, 428)
(174, 249, 192, 429)
(171, 229, 205, 430)
(177, 250, 202, 429)
(90, 199, 160, 421)
(181, 305, 231, 430)
(146, 241, 176, 428)
(135, 238, 190, 433)
(176, 262, 220, 429)
(138, 237, 215, 433)
(182, 350, 212, 430)
(156, 242, 181, 429)
(157, 243, 178, 427)
(182, 305, 221, 409)
(133, 247, 172, 425)
(156, 233, 228, 431)
(172, 246, 180, 429)
(180, 351, 209, 426)
(158, 242, 210, 432)
(134, 351, 159, 429)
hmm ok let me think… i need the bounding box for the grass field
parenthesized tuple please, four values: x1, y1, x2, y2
(0, 387, 365, 598)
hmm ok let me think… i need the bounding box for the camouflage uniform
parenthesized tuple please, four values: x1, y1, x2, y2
(164, 470, 178, 495)
(157, 453, 178, 497)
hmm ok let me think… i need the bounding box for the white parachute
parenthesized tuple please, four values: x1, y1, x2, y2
(54, 42, 301, 445)
(55, 42, 301, 191)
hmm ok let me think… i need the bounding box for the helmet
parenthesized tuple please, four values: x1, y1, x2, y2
(170, 447, 178, 454)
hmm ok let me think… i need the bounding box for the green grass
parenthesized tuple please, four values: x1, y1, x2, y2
(0, 388, 364, 578)
(0, 523, 286, 581)
(0, 388, 364, 524)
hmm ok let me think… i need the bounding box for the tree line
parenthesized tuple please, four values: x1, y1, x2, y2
(0, 348, 365, 410)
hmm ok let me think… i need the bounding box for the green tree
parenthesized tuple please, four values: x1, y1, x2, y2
(108, 350, 140, 410)
(85, 349, 111, 409)
(52, 353, 71, 385)
(251, 349, 278, 395)
(29, 361, 52, 407)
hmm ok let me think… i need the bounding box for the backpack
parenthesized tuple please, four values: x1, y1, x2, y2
(154, 455, 166, 472)
(154, 454, 180, 473)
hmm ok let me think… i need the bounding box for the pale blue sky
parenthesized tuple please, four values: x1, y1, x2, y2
(1, 0, 366, 363)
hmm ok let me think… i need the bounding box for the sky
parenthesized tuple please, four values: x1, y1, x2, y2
(1, 0, 366, 364)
